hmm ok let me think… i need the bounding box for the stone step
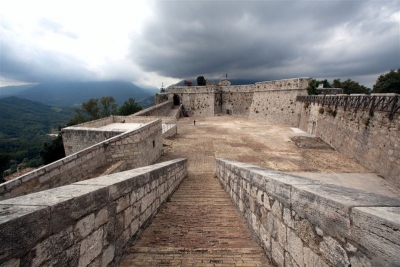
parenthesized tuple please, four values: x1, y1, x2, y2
(118, 172, 273, 266)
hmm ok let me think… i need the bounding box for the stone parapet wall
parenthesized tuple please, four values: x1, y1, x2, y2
(0, 120, 163, 200)
(0, 159, 187, 267)
(105, 120, 162, 169)
(216, 158, 400, 267)
(70, 116, 114, 128)
(133, 100, 173, 117)
(255, 78, 311, 90)
(218, 87, 254, 116)
(296, 101, 400, 187)
(249, 89, 307, 125)
(63, 128, 123, 156)
(166, 78, 310, 123)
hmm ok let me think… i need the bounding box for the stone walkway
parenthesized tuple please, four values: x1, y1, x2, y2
(119, 116, 399, 266)
(119, 172, 272, 266)
(119, 117, 275, 266)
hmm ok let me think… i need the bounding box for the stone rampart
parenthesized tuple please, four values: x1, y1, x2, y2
(133, 99, 173, 117)
(62, 128, 123, 156)
(0, 158, 187, 267)
(167, 78, 310, 124)
(249, 89, 307, 125)
(216, 158, 400, 267)
(62, 116, 157, 156)
(296, 98, 400, 187)
(0, 120, 163, 200)
(70, 116, 115, 128)
(218, 85, 254, 116)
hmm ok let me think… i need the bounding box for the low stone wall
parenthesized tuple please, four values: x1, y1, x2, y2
(296, 100, 400, 187)
(62, 128, 123, 156)
(0, 158, 188, 267)
(0, 120, 163, 200)
(71, 116, 114, 128)
(216, 158, 400, 267)
(133, 100, 173, 117)
(62, 116, 157, 156)
(163, 124, 177, 138)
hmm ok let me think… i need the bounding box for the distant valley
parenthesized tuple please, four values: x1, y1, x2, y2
(0, 81, 159, 108)
(0, 80, 160, 178)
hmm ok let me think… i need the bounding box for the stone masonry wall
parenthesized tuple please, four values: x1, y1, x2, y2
(248, 78, 310, 125)
(216, 158, 400, 267)
(168, 78, 310, 125)
(0, 158, 188, 267)
(0, 120, 163, 200)
(63, 129, 123, 156)
(168, 86, 216, 116)
(133, 100, 173, 117)
(296, 101, 400, 187)
(62, 116, 157, 156)
(219, 85, 254, 116)
(70, 116, 114, 128)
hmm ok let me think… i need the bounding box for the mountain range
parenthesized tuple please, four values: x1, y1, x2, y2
(0, 81, 159, 108)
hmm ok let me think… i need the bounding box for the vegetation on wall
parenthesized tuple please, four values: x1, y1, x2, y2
(332, 79, 370, 94)
(373, 69, 400, 94)
(196, 76, 206, 86)
(118, 98, 143, 116)
(69, 96, 143, 125)
(307, 78, 370, 95)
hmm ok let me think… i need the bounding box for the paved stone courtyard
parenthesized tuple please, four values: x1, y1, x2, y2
(119, 116, 399, 266)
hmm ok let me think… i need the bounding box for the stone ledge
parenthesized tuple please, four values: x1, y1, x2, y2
(0, 158, 188, 266)
(216, 158, 400, 266)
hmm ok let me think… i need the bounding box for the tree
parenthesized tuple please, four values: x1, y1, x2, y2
(373, 69, 400, 94)
(69, 96, 118, 125)
(0, 153, 11, 182)
(100, 96, 118, 117)
(197, 76, 206, 86)
(118, 98, 143, 115)
(333, 78, 369, 94)
(307, 79, 331, 95)
(40, 133, 65, 165)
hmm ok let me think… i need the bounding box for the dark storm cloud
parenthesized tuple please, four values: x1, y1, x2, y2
(130, 0, 399, 86)
(0, 36, 95, 83)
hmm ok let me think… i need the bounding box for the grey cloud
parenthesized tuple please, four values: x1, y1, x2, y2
(0, 36, 95, 83)
(130, 0, 399, 87)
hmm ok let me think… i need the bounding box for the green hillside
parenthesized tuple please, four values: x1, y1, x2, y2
(0, 96, 74, 139)
(14, 81, 153, 107)
(0, 97, 74, 178)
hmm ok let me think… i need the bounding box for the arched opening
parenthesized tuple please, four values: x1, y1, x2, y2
(173, 94, 180, 106)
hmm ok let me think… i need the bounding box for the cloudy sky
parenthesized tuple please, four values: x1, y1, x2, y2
(0, 0, 399, 89)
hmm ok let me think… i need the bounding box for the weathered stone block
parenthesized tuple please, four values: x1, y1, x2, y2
(272, 238, 285, 267)
(79, 227, 103, 267)
(101, 245, 115, 267)
(285, 252, 300, 267)
(0, 258, 19, 267)
(286, 228, 303, 267)
(95, 207, 109, 229)
(75, 214, 95, 241)
(303, 247, 329, 267)
(0, 204, 50, 261)
(351, 206, 400, 266)
(291, 183, 400, 239)
(319, 236, 349, 267)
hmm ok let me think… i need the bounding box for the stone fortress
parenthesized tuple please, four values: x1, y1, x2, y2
(0, 77, 399, 267)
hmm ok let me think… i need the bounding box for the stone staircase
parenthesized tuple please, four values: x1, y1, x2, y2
(119, 172, 272, 266)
